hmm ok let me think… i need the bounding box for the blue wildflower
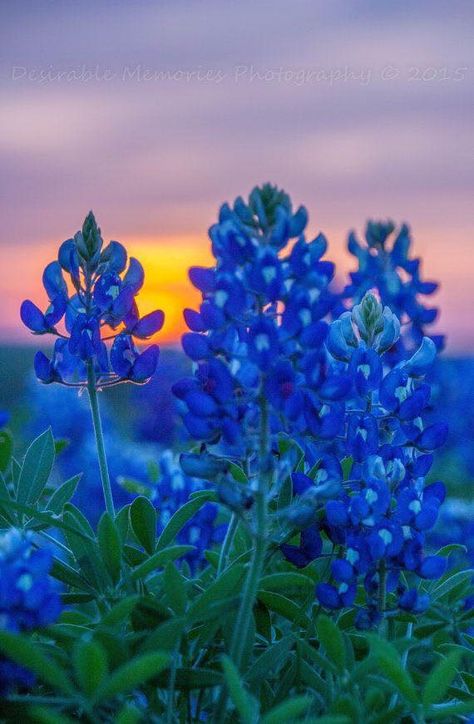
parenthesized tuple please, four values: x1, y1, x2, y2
(21, 211, 163, 389)
(0, 530, 62, 694)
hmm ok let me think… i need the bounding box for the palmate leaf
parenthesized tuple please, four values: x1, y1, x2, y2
(17, 428, 55, 505)
(91, 652, 170, 703)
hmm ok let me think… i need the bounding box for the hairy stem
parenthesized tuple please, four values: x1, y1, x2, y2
(87, 361, 115, 518)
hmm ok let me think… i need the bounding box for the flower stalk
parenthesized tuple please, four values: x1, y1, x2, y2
(87, 360, 115, 518)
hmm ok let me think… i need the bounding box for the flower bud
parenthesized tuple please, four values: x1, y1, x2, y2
(76, 211, 103, 263)
(352, 293, 384, 343)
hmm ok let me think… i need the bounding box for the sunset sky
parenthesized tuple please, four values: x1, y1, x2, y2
(1, 1, 472, 351)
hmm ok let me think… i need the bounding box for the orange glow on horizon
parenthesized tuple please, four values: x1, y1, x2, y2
(2, 228, 473, 354)
(122, 236, 214, 345)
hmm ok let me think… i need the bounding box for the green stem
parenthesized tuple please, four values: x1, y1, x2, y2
(217, 513, 238, 576)
(378, 559, 387, 633)
(213, 398, 270, 722)
(87, 361, 115, 518)
(229, 397, 269, 668)
(216, 458, 250, 576)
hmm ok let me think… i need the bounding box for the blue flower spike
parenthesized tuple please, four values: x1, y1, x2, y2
(21, 211, 164, 389)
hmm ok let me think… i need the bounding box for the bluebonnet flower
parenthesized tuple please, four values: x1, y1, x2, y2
(0, 529, 62, 694)
(311, 293, 448, 622)
(280, 526, 322, 568)
(21, 212, 163, 389)
(344, 220, 444, 362)
(173, 184, 349, 464)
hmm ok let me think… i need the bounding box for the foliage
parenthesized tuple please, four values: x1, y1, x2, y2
(0, 191, 472, 723)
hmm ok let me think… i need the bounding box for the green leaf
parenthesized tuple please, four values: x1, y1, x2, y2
(46, 474, 82, 514)
(54, 438, 69, 456)
(116, 704, 142, 724)
(422, 650, 462, 706)
(155, 667, 223, 689)
(118, 475, 153, 497)
(188, 564, 245, 621)
(130, 545, 194, 581)
(0, 429, 13, 472)
(259, 572, 313, 594)
(315, 614, 346, 673)
(98, 512, 122, 584)
(0, 631, 74, 695)
(163, 562, 187, 615)
(257, 591, 311, 629)
(0, 497, 95, 543)
(222, 655, 259, 724)
(73, 638, 108, 696)
(427, 701, 474, 719)
(28, 708, 75, 724)
(228, 462, 248, 484)
(63, 510, 108, 591)
(156, 494, 214, 550)
(100, 596, 139, 627)
(93, 652, 169, 702)
(435, 543, 467, 558)
(246, 635, 294, 683)
(63, 502, 95, 536)
(140, 618, 186, 654)
(341, 456, 353, 480)
(115, 504, 131, 541)
(0, 471, 15, 524)
(129, 496, 157, 553)
(261, 695, 312, 724)
(17, 428, 55, 505)
(299, 658, 326, 696)
(432, 569, 474, 601)
(370, 637, 418, 705)
(51, 557, 94, 593)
